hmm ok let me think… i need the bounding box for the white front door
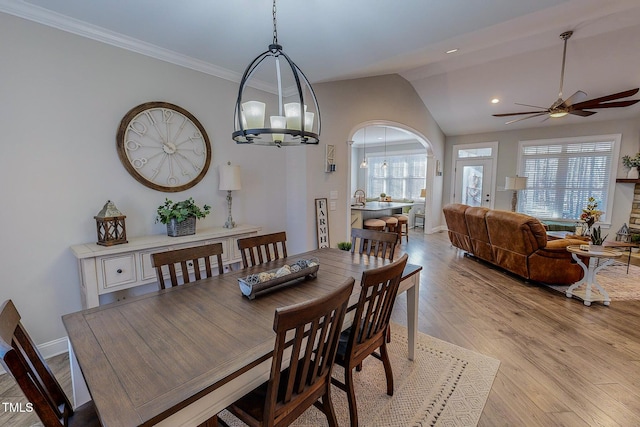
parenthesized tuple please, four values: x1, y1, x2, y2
(453, 159, 494, 207)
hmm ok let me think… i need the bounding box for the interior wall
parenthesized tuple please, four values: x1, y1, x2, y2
(0, 13, 289, 346)
(445, 117, 640, 234)
(309, 75, 446, 247)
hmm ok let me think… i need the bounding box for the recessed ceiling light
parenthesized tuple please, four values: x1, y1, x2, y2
(491, 98, 500, 104)
(446, 48, 459, 54)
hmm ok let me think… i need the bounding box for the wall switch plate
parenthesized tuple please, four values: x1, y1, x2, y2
(330, 190, 338, 200)
(329, 201, 336, 211)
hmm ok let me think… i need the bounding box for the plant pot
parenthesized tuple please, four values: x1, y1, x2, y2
(627, 167, 640, 179)
(166, 216, 196, 237)
(588, 243, 604, 253)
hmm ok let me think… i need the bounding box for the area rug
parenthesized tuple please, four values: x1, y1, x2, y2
(219, 323, 500, 427)
(546, 262, 640, 301)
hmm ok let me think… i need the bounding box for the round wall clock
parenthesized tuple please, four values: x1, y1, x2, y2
(116, 101, 212, 192)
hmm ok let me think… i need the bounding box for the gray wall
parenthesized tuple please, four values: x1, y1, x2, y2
(445, 118, 640, 234)
(0, 13, 444, 349)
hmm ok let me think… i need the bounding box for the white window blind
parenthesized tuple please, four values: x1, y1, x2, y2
(517, 135, 619, 221)
(367, 153, 426, 200)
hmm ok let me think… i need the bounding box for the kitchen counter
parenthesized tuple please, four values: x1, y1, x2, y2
(350, 201, 414, 211)
(350, 201, 416, 229)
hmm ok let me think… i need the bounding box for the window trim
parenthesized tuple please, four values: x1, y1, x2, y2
(517, 134, 621, 225)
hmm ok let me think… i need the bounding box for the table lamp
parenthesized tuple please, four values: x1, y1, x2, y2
(505, 175, 527, 212)
(219, 162, 242, 228)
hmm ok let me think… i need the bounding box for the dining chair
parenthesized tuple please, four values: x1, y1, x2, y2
(0, 299, 101, 427)
(237, 231, 288, 268)
(151, 242, 224, 289)
(331, 253, 409, 427)
(223, 277, 355, 427)
(350, 227, 397, 260)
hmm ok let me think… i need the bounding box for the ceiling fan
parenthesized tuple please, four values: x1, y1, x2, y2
(493, 30, 639, 125)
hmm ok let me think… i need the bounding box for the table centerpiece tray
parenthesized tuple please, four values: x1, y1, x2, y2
(238, 258, 319, 300)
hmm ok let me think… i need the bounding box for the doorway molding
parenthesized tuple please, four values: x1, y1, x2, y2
(346, 120, 436, 234)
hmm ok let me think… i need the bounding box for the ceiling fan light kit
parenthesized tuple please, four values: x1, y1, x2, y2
(493, 30, 639, 125)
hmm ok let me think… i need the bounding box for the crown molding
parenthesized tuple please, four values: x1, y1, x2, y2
(0, 0, 279, 93)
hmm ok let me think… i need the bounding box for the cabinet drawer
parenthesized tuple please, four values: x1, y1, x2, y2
(99, 255, 137, 290)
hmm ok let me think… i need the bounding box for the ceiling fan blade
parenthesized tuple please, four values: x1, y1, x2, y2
(493, 110, 547, 117)
(515, 102, 549, 109)
(571, 88, 639, 109)
(574, 100, 640, 110)
(562, 90, 587, 107)
(569, 109, 597, 117)
(505, 113, 547, 125)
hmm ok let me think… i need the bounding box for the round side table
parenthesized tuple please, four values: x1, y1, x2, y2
(566, 245, 622, 306)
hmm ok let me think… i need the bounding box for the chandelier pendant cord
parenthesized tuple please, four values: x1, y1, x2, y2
(272, 0, 278, 46)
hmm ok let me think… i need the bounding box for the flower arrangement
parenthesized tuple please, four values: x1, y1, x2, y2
(579, 196, 603, 231)
(622, 153, 640, 169)
(155, 198, 211, 224)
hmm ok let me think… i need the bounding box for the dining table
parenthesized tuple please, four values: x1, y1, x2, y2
(62, 247, 422, 427)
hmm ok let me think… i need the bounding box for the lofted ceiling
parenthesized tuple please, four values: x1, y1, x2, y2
(2, 0, 640, 136)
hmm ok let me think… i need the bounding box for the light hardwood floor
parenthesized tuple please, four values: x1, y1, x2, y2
(2, 229, 639, 426)
(390, 230, 640, 427)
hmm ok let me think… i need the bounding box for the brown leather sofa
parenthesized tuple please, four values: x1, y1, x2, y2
(443, 203, 585, 285)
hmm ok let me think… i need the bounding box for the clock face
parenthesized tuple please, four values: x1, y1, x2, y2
(116, 102, 212, 192)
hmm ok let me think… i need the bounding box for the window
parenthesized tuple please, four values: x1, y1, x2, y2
(367, 153, 426, 200)
(517, 134, 620, 222)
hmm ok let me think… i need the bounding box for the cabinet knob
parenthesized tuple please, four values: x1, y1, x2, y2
(188, 262, 193, 267)
(116, 269, 123, 274)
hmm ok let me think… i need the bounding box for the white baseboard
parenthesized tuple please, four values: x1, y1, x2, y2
(0, 337, 68, 375)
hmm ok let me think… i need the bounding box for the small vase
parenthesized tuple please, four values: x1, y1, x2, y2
(588, 243, 604, 253)
(627, 167, 640, 179)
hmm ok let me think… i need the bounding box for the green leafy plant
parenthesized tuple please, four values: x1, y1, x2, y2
(622, 153, 640, 169)
(590, 226, 608, 245)
(337, 241, 352, 251)
(379, 193, 386, 198)
(631, 234, 640, 244)
(155, 198, 211, 224)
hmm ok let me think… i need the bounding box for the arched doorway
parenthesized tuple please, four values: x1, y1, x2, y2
(346, 120, 436, 234)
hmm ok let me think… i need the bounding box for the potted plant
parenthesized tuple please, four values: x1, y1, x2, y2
(632, 234, 640, 253)
(379, 192, 386, 202)
(156, 197, 211, 237)
(337, 241, 352, 251)
(589, 226, 608, 251)
(622, 153, 640, 179)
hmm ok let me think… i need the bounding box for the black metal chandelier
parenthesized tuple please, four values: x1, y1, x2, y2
(232, 0, 321, 147)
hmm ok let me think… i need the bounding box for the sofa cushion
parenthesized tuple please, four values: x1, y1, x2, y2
(465, 206, 494, 262)
(485, 210, 547, 279)
(442, 204, 472, 253)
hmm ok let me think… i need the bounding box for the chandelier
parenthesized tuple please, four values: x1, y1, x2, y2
(232, 0, 321, 147)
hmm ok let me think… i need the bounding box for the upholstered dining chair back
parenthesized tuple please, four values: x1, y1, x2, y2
(350, 227, 397, 260)
(331, 253, 409, 427)
(151, 242, 224, 289)
(237, 231, 288, 268)
(224, 277, 354, 427)
(0, 300, 100, 427)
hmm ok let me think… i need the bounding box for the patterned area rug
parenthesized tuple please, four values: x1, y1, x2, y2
(547, 262, 640, 301)
(219, 323, 500, 427)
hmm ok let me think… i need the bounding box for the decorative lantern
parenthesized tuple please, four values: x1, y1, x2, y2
(616, 223, 631, 242)
(94, 200, 127, 246)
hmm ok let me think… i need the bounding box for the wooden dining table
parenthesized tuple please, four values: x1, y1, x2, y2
(62, 247, 422, 427)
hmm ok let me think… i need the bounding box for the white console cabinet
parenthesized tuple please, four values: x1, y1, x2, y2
(71, 224, 261, 308)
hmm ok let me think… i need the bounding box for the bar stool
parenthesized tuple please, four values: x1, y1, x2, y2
(363, 218, 386, 231)
(379, 216, 399, 235)
(393, 214, 409, 243)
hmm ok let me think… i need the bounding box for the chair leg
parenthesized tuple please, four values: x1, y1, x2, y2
(345, 367, 359, 427)
(320, 389, 338, 427)
(380, 341, 394, 396)
(386, 325, 391, 343)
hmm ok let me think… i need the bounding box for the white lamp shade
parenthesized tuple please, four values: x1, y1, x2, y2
(270, 115, 286, 142)
(505, 176, 527, 190)
(304, 112, 314, 131)
(241, 101, 265, 128)
(219, 164, 242, 191)
(284, 103, 304, 130)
